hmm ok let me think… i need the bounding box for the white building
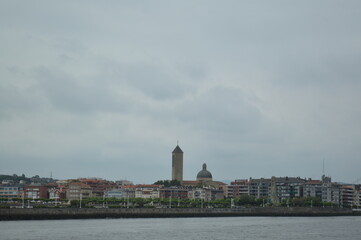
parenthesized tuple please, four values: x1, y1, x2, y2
(105, 188, 124, 199)
(134, 185, 159, 199)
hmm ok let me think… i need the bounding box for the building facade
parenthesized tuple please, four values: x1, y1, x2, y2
(0, 184, 23, 199)
(66, 182, 92, 200)
(24, 184, 48, 199)
(160, 187, 188, 200)
(105, 188, 124, 199)
(134, 185, 160, 199)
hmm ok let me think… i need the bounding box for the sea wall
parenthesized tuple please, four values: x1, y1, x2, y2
(0, 207, 359, 220)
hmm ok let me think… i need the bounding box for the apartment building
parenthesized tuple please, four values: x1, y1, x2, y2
(134, 185, 160, 199)
(24, 184, 48, 199)
(0, 184, 23, 199)
(66, 182, 92, 200)
(160, 187, 188, 200)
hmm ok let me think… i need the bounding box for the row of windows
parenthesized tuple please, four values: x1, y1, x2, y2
(0, 192, 18, 197)
(0, 187, 19, 190)
(0, 192, 18, 195)
(0, 195, 18, 198)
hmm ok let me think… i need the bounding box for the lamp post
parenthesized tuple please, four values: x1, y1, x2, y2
(103, 193, 105, 208)
(169, 190, 172, 208)
(79, 193, 82, 209)
(127, 189, 130, 208)
(22, 191, 25, 208)
(55, 192, 58, 207)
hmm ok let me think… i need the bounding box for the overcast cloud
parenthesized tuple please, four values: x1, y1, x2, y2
(1, 1, 361, 184)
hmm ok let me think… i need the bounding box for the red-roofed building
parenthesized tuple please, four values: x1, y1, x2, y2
(225, 179, 250, 198)
(121, 185, 136, 198)
(78, 178, 117, 197)
(48, 183, 67, 200)
(341, 185, 355, 208)
(303, 180, 323, 198)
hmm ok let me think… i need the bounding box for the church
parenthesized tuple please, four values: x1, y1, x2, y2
(171, 144, 226, 188)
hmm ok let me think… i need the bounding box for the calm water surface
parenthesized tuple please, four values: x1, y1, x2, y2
(1, 216, 361, 240)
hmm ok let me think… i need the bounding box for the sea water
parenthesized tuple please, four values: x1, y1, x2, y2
(1, 216, 361, 240)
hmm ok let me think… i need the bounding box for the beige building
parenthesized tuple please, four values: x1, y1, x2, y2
(172, 145, 183, 182)
(66, 182, 92, 200)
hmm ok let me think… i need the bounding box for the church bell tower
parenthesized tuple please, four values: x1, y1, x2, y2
(172, 145, 183, 182)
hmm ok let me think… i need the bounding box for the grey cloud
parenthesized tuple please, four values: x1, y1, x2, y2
(1, 1, 361, 183)
(95, 59, 199, 101)
(0, 67, 44, 117)
(124, 62, 195, 100)
(178, 86, 262, 139)
(176, 62, 208, 80)
(33, 66, 131, 113)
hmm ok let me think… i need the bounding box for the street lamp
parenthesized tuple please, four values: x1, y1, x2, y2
(22, 191, 25, 208)
(169, 190, 172, 208)
(55, 192, 59, 207)
(127, 189, 130, 208)
(103, 193, 105, 208)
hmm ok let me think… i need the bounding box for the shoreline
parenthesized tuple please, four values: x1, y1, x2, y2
(1, 207, 360, 220)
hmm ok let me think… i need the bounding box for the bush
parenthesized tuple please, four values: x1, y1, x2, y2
(70, 200, 87, 208)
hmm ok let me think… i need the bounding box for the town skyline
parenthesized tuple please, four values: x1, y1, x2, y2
(1, 145, 360, 209)
(1, 143, 358, 185)
(1, 167, 359, 209)
(1, 142, 360, 184)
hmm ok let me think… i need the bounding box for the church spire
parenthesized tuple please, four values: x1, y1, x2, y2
(172, 145, 183, 153)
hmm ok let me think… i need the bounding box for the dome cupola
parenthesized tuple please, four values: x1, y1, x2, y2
(196, 163, 212, 181)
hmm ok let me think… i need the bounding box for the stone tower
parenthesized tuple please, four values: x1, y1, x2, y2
(172, 145, 183, 182)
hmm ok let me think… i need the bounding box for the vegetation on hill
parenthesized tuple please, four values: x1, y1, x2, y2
(154, 180, 181, 187)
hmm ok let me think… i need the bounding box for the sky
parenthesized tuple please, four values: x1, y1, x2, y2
(1, 1, 361, 184)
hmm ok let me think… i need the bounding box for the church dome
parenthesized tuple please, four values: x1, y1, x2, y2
(196, 163, 212, 181)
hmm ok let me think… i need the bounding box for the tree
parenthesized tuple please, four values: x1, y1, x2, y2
(255, 197, 268, 206)
(236, 195, 256, 206)
(286, 197, 322, 207)
(154, 180, 181, 187)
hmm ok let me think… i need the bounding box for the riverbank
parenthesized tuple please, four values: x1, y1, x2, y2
(1, 207, 360, 220)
